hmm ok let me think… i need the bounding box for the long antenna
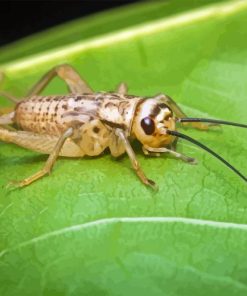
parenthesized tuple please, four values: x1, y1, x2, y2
(178, 117, 247, 128)
(166, 129, 247, 182)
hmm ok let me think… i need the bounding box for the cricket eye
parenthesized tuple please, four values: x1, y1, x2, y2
(141, 117, 155, 135)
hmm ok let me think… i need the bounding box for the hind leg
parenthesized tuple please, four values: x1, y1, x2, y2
(143, 145, 197, 164)
(0, 91, 18, 103)
(0, 73, 17, 103)
(0, 92, 18, 125)
(0, 87, 17, 128)
(116, 82, 128, 95)
(0, 64, 92, 105)
(7, 128, 74, 188)
(27, 64, 93, 96)
(0, 126, 84, 157)
(0, 111, 15, 125)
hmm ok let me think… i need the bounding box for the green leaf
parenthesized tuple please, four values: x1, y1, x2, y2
(0, 0, 227, 64)
(0, 1, 247, 295)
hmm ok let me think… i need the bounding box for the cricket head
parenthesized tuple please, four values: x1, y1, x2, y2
(132, 94, 176, 147)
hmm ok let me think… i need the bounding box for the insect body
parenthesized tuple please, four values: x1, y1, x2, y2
(0, 64, 246, 188)
(14, 93, 141, 157)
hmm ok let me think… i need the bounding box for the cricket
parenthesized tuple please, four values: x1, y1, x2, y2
(0, 64, 246, 189)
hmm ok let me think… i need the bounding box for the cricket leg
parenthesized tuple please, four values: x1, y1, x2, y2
(0, 92, 18, 127)
(0, 72, 17, 103)
(0, 111, 15, 125)
(0, 90, 17, 128)
(0, 127, 84, 157)
(170, 137, 178, 151)
(7, 128, 74, 188)
(116, 82, 128, 95)
(143, 145, 197, 164)
(0, 91, 18, 103)
(142, 146, 160, 157)
(115, 128, 157, 189)
(27, 64, 93, 96)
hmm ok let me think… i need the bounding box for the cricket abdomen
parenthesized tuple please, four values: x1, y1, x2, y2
(13, 93, 141, 157)
(14, 94, 99, 136)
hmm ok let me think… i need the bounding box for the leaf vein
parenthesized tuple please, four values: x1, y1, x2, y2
(1, 216, 247, 258)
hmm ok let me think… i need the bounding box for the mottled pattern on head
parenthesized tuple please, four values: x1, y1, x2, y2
(132, 95, 176, 148)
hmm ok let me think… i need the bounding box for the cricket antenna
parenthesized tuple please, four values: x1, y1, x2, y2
(166, 129, 247, 182)
(178, 118, 247, 128)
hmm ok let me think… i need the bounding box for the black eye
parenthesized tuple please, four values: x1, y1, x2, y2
(141, 117, 155, 135)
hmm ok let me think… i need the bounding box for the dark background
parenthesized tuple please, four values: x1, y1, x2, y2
(0, 1, 141, 47)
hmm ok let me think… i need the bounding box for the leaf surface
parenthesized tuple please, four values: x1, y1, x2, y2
(0, 1, 247, 295)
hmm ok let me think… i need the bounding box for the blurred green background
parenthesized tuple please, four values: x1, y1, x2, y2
(0, 1, 247, 295)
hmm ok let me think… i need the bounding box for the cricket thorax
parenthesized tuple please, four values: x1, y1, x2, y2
(14, 93, 141, 136)
(97, 93, 141, 134)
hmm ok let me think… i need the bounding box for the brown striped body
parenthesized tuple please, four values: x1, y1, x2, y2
(1, 64, 223, 189)
(14, 93, 141, 136)
(13, 93, 141, 157)
(2, 92, 176, 158)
